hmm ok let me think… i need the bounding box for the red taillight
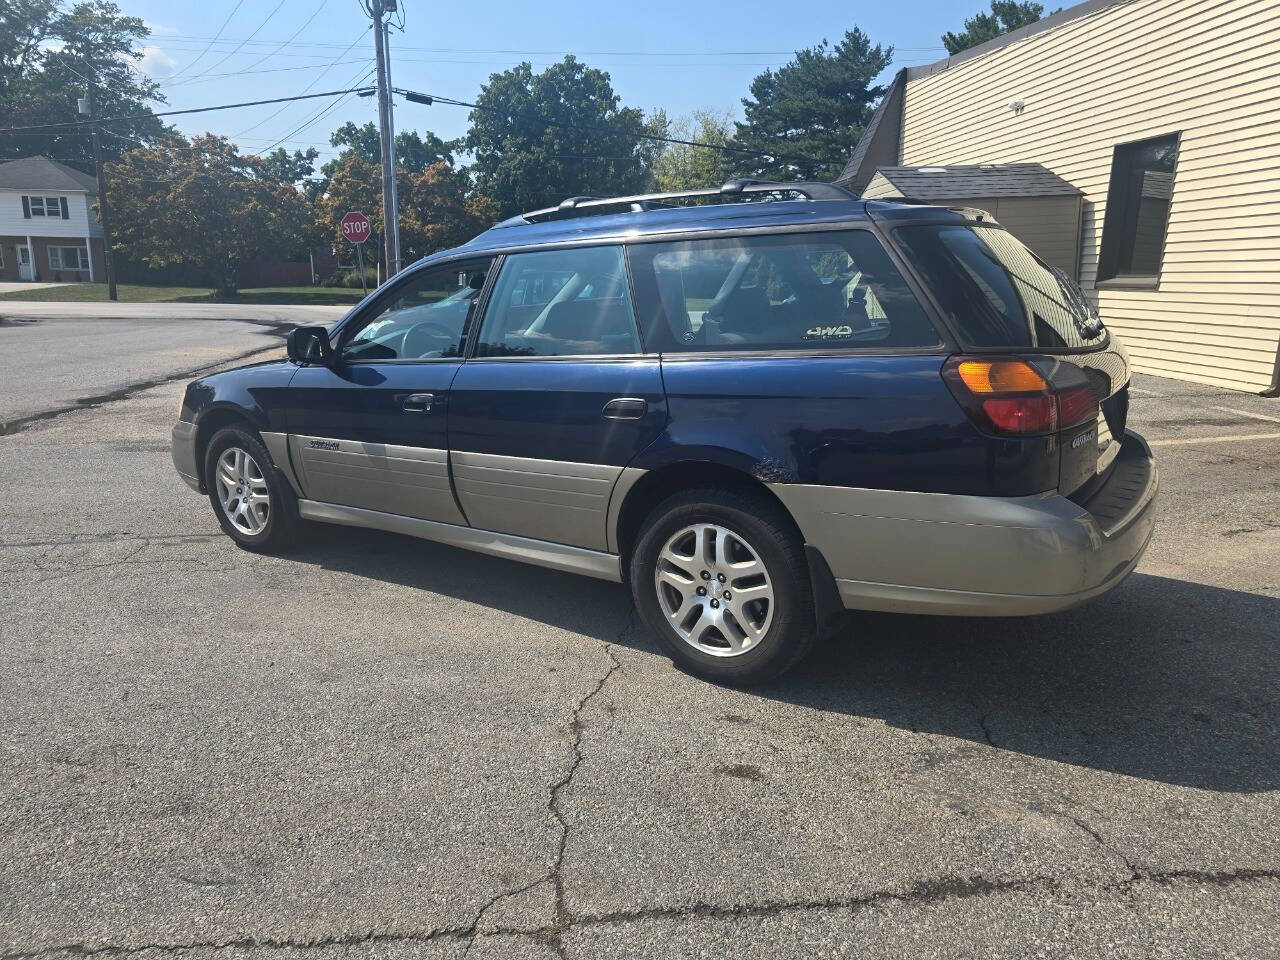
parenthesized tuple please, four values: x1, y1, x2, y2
(981, 396, 1057, 434)
(1056, 385, 1097, 430)
(942, 356, 1098, 437)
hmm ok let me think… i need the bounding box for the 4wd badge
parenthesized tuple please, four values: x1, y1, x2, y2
(802, 324, 853, 341)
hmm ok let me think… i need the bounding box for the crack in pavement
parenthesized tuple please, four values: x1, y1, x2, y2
(0, 533, 223, 549)
(540, 609, 632, 958)
(0, 536, 246, 584)
(0, 926, 476, 960)
(9, 867, 1276, 958)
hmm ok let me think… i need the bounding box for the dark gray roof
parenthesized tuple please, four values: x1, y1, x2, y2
(0, 156, 98, 193)
(870, 163, 1082, 200)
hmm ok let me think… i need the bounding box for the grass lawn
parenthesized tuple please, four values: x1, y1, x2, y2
(0, 283, 365, 305)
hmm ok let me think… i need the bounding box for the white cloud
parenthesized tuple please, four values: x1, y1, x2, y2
(137, 45, 177, 78)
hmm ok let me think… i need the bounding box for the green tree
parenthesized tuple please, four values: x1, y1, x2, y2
(261, 147, 319, 185)
(316, 152, 493, 269)
(735, 28, 892, 182)
(942, 2, 1048, 54)
(107, 134, 310, 294)
(0, 1, 165, 167)
(651, 109, 743, 192)
(320, 121, 456, 178)
(465, 56, 661, 219)
(400, 164, 495, 261)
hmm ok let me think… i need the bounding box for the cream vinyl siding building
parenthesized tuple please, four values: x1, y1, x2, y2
(838, 0, 1280, 394)
(862, 163, 1085, 277)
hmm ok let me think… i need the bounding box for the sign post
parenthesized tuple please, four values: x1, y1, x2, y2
(340, 211, 373, 296)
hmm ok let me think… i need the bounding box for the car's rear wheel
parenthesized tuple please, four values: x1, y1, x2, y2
(204, 426, 300, 553)
(630, 487, 817, 684)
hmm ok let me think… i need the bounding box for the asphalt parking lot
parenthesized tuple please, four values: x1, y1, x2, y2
(0, 315, 1277, 959)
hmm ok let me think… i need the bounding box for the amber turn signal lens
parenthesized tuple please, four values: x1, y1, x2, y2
(954, 359, 1048, 394)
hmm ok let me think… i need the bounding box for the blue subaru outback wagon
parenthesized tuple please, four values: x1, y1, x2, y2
(173, 180, 1158, 684)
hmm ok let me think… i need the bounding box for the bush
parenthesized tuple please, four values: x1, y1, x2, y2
(319, 267, 378, 289)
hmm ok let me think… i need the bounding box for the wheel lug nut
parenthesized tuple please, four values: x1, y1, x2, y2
(717, 573, 726, 583)
(723, 591, 731, 600)
(710, 599, 720, 609)
(696, 586, 706, 596)
(700, 570, 711, 580)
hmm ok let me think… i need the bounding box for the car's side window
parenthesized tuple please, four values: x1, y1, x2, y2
(474, 245, 642, 358)
(628, 230, 942, 353)
(340, 259, 493, 362)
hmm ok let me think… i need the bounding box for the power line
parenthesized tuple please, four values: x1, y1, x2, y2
(163, 1, 246, 81)
(158, 58, 367, 86)
(256, 66, 376, 154)
(170, 0, 289, 85)
(0, 88, 374, 134)
(230, 28, 372, 139)
(157, 35, 948, 55)
(229, 0, 332, 78)
(397, 88, 846, 167)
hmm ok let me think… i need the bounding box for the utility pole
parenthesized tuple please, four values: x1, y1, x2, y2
(370, 0, 399, 279)
(382, 19, 401, 274)
(80, 86, 117, 301)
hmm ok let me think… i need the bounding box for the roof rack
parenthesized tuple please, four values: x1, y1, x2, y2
(501, 179, 856, 226)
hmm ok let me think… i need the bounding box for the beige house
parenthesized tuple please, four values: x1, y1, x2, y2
(838, 0, 1280, 395)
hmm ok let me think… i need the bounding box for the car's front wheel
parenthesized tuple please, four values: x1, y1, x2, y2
(630, 488, 817, 685)
(204, 426, 300, 553)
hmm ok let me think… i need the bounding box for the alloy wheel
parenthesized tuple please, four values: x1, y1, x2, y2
(654, 522, 774, 657)
(215, 447, 270, 536)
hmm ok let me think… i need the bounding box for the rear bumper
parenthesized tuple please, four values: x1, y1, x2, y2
(771, 431, 1159, 617)
(172, 420, 201, 492)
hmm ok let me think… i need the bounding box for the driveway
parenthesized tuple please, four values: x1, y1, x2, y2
(0, 334, 1276, 959)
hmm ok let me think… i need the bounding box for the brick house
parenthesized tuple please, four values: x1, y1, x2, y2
(0, 156, 107, 284)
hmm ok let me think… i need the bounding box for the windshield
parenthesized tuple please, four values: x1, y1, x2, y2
(895, 225, 1105, 350)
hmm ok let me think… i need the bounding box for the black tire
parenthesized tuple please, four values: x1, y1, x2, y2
(203, 426, 301, 554)
(630, 486, 817, 685)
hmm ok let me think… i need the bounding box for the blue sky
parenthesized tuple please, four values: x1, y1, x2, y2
(128, 0, 971, 163)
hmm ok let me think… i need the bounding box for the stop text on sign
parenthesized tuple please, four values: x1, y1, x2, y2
(341, 211, 371, 244)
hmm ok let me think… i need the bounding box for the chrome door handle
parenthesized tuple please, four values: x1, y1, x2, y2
(402, 392, 435, 413)
(602, 397, 646, 420)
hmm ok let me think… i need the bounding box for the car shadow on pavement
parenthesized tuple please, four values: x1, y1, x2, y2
(289, 526, 1277, 794)
(771, 574, 1280, 794)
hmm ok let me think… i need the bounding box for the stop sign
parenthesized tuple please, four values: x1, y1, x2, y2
(340, 211, 371, 245)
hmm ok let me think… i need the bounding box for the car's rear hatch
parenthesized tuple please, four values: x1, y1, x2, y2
(892, 220, 1130, 497)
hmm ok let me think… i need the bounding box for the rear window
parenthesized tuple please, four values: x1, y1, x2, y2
(894, 225, 1106, 350)
(628, 230, 941, 353)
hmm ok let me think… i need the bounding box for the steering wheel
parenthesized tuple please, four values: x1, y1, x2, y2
(402, 320, 461, 359)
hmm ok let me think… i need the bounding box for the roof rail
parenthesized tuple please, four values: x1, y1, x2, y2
(505, 179, 856, 226)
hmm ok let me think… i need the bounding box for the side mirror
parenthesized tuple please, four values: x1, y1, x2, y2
(286, 326, 334, 366)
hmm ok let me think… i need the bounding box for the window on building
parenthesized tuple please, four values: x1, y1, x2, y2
(23, 195, 68, 219)
(49, 246, 90, 271)
(1098, 133, 1180, 281)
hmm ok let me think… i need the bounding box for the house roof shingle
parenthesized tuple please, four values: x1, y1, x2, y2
(870, 163, 1083, 200)
(0, 156, 98, 193)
